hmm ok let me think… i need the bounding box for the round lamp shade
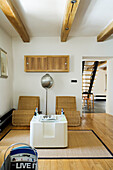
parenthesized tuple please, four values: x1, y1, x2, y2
(41, 74, 53, 89)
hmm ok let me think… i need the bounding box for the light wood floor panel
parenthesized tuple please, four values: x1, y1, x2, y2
(0, 113, 113, 169)
(38, 159, 113, 170)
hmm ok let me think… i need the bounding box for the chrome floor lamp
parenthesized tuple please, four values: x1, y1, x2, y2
(41, 74, 53, 115)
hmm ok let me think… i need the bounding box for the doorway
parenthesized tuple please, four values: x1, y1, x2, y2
(82, 59, 107, 113)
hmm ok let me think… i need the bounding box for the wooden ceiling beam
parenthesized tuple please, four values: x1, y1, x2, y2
(0, 0, 30, 42)
(61, 0, 80, 42)
(97, 21, 113, 42)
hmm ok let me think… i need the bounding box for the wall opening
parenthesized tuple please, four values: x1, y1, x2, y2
(82, 57, 108, 114)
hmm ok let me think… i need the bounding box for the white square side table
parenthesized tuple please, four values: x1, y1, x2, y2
(30, 115, 68, 148)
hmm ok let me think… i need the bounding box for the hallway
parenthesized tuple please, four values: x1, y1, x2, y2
(82, 101, 106, 113)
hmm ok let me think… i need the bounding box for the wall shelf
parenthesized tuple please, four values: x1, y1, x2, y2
(24, 55, 69, 72)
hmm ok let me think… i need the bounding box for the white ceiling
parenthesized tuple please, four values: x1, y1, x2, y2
(0, 0, 113, 38)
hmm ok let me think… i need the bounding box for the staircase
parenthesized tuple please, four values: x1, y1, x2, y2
(82, 61, 99, 95)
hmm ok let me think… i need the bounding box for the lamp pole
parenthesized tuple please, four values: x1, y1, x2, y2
(46, 88, 48, 115)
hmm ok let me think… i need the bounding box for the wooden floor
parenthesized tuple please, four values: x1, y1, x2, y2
(0, 113, 113, 169)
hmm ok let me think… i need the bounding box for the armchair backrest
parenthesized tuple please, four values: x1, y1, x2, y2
(56, 96, 76, 114)
(18, 96, 40, 110)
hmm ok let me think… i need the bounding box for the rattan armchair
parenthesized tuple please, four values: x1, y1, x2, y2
(12, 96, 40, 126)
(56, 96, 80, 126)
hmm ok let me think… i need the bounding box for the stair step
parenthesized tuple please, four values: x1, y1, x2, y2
(82, 78, 91, 80)
(84, 70, 94, 72)
(82, 89, 89, 91)
(83, 74, 97, 76)
(82, 85, 90, 86)
(82, 81, 91, 83)
(82, 87, 90, 88)
(82, 89, 86, 90)
(83, 83, 95, 85)
(84, 65, 94, 67)
(82, 79, 96, 82)
(84, 70, 98, 72)
(83, 82, 90, 84)
(82, 91, 93, 93)
(85, 61, 95, 62)
(82, 90, 93, 92)
(82, 89, 93, 91)
(82, 86, 94, 87)
(82, 90, 89, 91)
(82, 88, 93, 89)
(82, 87, 89, 88)
(82, 74, 92, 76)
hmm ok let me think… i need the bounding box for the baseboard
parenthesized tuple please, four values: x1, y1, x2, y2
(94, 95, 106, 101)
(95, 99, 106, 101)
(0, 109, 15, 132)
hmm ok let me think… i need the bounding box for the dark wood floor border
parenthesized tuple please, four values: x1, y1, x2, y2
(0, 129, 11, 141)
(91, 130, 113, 156)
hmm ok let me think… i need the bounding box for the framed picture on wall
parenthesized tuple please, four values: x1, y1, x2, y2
(0, 48, 8, 78)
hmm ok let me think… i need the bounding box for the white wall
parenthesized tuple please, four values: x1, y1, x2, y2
(12, 36, 113, 116)
(0, 27, 13, 117)
(93, 69, 107, 95)
(106, 58, 113, 115)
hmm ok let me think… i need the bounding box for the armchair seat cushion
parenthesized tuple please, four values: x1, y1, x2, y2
(65, 111, 80, 126)
(12, 110, 34, 126)
(12, 96, 40, 126)
(57, 110, 80, 126)
(56, 96, 81, 127)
